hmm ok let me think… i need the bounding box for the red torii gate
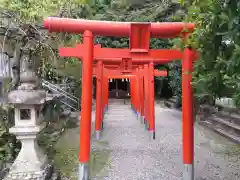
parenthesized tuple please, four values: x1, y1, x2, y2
(93, 63, 168, 140)
(44, 17, 197, 180)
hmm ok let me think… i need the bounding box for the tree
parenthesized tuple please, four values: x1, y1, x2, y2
(0, 0, 92, 167)
(0, 0, 94, 82)
(178, 0, 240, 106)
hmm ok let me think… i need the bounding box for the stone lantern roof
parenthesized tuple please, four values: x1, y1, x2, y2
(8, 89, 46, 105)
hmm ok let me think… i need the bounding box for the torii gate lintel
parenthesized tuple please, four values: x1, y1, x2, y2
(59, 44, 183, 63)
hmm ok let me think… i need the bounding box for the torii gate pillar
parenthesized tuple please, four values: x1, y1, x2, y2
(78, 31, 94, 179)
(182, 48, 194, 179)
(95, 61, 103, 140)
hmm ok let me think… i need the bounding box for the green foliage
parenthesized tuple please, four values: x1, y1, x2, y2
(0, 0, 91, 168)
(0, 0, 92, 83)
(168, 61, 182, 105)
(0, 0, 88, 23)
(0, 105, 21, 166)
(181, 0, 240, 106)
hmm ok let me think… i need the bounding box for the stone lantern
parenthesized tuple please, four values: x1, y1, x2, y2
(5, 45, 48, 180)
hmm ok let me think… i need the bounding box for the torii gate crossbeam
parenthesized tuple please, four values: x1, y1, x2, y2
(44, 17, 194, 38)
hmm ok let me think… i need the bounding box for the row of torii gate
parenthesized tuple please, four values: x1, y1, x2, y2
(44, 17, 198, 180)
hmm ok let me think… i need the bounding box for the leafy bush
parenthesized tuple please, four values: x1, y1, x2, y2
(0, 105, 21, 166)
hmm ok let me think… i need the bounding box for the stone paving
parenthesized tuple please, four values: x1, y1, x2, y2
(92, 100, 240, 180)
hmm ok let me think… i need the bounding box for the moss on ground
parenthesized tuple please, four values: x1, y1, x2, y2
(53, 127, 110, 179)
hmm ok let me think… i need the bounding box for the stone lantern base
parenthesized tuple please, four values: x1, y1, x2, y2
(4, 170, 47, 180)
(4, 126, 49, 180)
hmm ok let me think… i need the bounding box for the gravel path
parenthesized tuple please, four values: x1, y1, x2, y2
(91, 100, 240, 180)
